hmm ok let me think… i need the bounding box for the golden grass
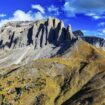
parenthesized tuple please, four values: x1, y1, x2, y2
(0, 40, 105, 105)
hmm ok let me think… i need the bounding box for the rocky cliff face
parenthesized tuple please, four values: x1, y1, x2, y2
(0, 17, 104, 68)
(0, 17, 104, 51)
(0, 17, 78, 68)
(0, 17, 77, 50)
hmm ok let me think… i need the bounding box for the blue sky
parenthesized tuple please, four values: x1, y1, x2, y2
(0, 0, 105, 38)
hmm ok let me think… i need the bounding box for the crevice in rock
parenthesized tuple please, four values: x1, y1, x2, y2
(27, 26, 33, 45)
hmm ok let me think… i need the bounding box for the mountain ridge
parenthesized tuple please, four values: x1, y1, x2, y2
(0, 39, 105, 105)
(0, 17, 104, 68)
(0, 17, 105, 105)
(0, 17, 105, 50)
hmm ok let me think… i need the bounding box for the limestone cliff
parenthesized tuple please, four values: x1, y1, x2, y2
(0, 17, 76, 49)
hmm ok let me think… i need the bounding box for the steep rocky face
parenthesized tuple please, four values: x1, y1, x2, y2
(0, 17, 78, 68)
(0, 18, 104, 68)
(66, 25, 76, 40)
(0, 17, 76, 50)
(0, 17, 105, 69)
(0, 17, 105, 51)
(0, 21, 34, 49)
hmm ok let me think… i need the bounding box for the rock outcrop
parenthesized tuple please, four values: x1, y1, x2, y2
(0, 17, 104, 68)
(0, 17, 73, 49)
(0, 17, 78, 68)
(0, 17, 105, 51)
(66, 25, 76, 40)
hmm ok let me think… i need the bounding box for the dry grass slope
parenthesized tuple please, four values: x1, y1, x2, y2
(0, 40, 105, 105)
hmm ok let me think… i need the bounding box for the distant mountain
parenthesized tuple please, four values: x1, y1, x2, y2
(0, 18, 105, 105)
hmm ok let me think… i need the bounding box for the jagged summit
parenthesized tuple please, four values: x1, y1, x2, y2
(0, 17, 77, 50)
(0, 17, 104, 68)
(0, 17, 78, 68)
(1, 17, 104, 51)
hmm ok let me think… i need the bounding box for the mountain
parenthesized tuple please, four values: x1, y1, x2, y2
(0, 17, 74, 49)
(1, 18, 104, 50)
(0, 18, 105, 105)
(0, 17, 105, 68)
(0, 17, 77, 68)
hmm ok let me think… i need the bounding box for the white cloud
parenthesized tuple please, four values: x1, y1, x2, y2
(0, 14, 6, 18)
(97, 29, 105, 38)
(86, 13, 96, 16)
(34, 12, 45, 20)
(12, 10, 34, 21)
(82, 29, 105, 38)
(48, 5, 60, 16)
(32, 4, 45, 14)
(63, 0, 105, 19)
(0, 10, 45, 27)
(63, 2, 75, 17)
(86, 13, 105, 20)
(98, 22, 105, 27)
(48, 5, 58, 12)
(102, 29, 105, 34)
(82, 30, 97, 36)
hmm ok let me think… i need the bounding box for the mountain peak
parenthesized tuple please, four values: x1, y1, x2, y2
(0, 18, 104, 68)
(0, 17, 76, 50)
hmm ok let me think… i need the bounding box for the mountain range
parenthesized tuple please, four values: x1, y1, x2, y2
(0, 17, 105, 105)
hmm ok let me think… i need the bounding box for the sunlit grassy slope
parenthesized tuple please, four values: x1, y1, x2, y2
(0, 40, 105, 105)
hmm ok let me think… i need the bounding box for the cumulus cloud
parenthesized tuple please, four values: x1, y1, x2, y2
(96, 28, 105, 38)
(48, 5, 58, 12)
(98, 22, 105, 27)
(0, 14, 6, 18)
(32, 4, 45, 14)
(82, 30, 97, 36)
(86, 13, 105, 20)
(0, 4, 60, 27)
(82, 29, 105, 38)
(63, 0, 105, 18)
(102, 29, 105, 34)
(48, 5, 60, 16)
(34, 12, 45, 20)
(12, 10, 34, 21)
(0, 10, 45, 27)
